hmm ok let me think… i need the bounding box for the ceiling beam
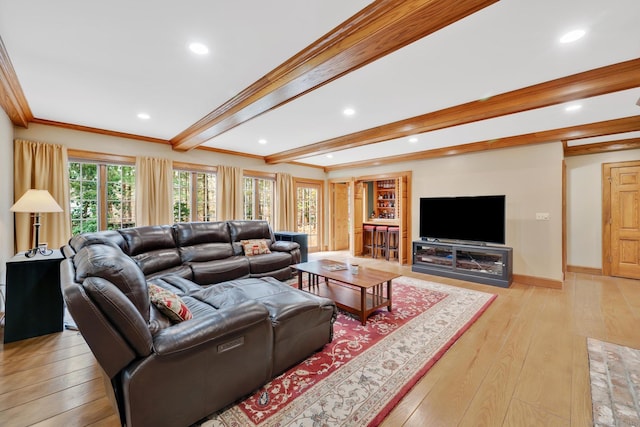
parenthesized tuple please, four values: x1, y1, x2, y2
(0, 36, 32, 127)
(564, 137, 640, 157)
(266, 58, 640, 164)
(322, 115, 640, 171)
(170, 0, 499, 152)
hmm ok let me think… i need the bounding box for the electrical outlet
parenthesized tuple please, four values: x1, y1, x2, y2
(536, 212, 550, 220)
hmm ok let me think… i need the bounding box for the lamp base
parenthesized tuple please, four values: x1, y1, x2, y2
(24, 247, 54, 258)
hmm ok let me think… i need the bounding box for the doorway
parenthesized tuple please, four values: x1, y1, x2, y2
(603, 160, 640, 279)
(330, 181, 350, 251)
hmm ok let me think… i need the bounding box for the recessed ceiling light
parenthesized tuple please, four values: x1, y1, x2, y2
(326, 154, 333, 159)
(409, 137, 418, 143)
(258, 139, 267, 144)
(565, 104, 582, 112)
(137, 113, 150, 120)
(559, 29, 586, 44)
(343, 108, 355, 116)
(189, 42, 209, 55)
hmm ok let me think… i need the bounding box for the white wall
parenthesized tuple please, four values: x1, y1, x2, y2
(329, 143, 565, 281)
(0, 109, 14, 309)
(566, 148, 640, 269)
(14, 123, 326, 180)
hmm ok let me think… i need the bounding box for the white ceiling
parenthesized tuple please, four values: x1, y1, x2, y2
(0, 0, 639, 168)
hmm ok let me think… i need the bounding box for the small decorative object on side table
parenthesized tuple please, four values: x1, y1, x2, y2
(4, 249, 64, 343)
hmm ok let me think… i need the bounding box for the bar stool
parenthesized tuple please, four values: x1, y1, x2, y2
(363, 225, 376, 257)
(387, 226, 399, 261)
(374, 226, 388, 259)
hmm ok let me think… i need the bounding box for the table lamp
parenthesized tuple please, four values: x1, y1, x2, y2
(10, 189, 63, 257)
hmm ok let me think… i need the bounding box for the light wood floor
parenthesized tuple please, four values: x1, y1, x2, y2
(1, 253, 639, 426)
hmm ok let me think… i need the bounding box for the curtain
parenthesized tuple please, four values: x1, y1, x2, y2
(216, 165, 243, 220)
(135, 157, 173, 226)
(275, 172, 296, 231)
(14, 139, 71, 253)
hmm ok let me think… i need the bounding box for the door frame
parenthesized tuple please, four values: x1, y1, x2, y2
(602, 160, 640, 276)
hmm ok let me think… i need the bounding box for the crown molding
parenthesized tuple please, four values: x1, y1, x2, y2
(0, 36, 32, 127)
(564, 137, 640, 157)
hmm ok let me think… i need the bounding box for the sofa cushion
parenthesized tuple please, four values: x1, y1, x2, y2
(119, 225, 183, 276)
(245, 252, 292, 274)
(227, 220, 274, 255)
(68, 229, 126, 253)
(74, 244, 151, 323)
(189, 256, 250, 285)
(83, 276, 153, 356)
(148, 283, 193, 323)
(241, 239, 271, 256)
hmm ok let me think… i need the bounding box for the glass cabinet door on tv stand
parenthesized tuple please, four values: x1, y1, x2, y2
(412, 240, 512, 288)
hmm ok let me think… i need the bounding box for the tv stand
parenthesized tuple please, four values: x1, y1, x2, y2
(412, 240, 512, 288)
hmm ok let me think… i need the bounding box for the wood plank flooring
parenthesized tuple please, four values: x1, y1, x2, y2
(1, 252, 638, 426)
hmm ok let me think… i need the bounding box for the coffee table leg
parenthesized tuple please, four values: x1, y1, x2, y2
(387, 279, 393, 312)
(360, 288, 367, 325)
(297, 270, 303, 290)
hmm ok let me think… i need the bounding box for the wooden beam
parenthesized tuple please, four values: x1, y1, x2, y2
(564, 137, 640, 157)
(322, 116, 640, 171)
(267, 58, 640, 164)
(170, 0, 499, 152)
(0, 36, 32, 127)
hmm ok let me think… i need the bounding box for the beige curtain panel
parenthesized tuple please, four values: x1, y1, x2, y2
(135, 157, 173, 226)
(275, 172, 296, 231)
(216, 165, 243, 221)
(13, 139, 71, 253)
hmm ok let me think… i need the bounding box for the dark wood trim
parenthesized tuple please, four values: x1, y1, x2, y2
(512, 274, 563, 289)
(68, 149, 135, 165)
(0, 36, 32, 127)
(564, 137, 640, 157)
(170, 0, 498, 152)
(266, 59, 640, 164)
(566, 265, 602, 275)
(173, 161, 217, 173)
(32, 118, 171, 145)
(322, 116, 640, 171)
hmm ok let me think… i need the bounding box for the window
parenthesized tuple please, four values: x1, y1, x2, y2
(243, 176, 273, 223)
(69, 161, 135, 234)
(173, 169, 216, 223)
(296, 180, 323, 252)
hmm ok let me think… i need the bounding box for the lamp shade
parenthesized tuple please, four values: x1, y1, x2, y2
(10, 189, 63, 213)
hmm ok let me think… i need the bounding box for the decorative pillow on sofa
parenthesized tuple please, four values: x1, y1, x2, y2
(241, 239, 272, 256)
(148, 283, 193, 323)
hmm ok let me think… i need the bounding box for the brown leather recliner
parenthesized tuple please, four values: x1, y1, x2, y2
(61, 242, 336, 427)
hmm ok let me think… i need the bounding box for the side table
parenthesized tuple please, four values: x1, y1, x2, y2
(4, 249, 64, 343)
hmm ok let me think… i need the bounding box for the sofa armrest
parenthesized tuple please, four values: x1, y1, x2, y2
(270, 240, 299, 252)
(152, 301, 270, 355)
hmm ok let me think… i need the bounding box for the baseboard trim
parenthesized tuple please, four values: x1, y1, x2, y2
(566, 265, 603, 275)
(512, 274, 563, 289)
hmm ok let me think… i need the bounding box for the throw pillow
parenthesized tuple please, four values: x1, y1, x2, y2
(241, 239, 271, 256)
(148, 283, 193, 323)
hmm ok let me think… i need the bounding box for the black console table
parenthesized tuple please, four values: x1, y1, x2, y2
(4, 249, 64, 343)
(412, 240, 513, 288)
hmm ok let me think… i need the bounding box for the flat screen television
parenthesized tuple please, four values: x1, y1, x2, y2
(419, 195, 506, 244)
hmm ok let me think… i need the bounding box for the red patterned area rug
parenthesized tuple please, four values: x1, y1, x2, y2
(198, 276, 496, 427)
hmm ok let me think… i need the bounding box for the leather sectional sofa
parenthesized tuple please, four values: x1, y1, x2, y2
(60, 220, 337, 427)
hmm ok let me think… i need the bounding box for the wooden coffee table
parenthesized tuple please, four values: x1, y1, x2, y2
(292, 259, 400, 325)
